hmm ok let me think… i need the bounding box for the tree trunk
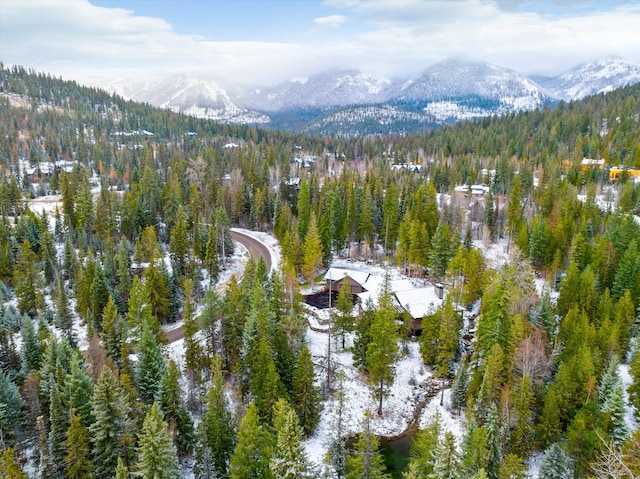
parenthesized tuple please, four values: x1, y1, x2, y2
(378, 377, 384, 416)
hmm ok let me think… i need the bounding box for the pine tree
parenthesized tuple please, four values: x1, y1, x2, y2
(345, 412, 390, 479)
(20, 313, 41, 374)
(367, 287, 399, 416)
(291, 345, 322, 436)
(270, 398, 315, 479)
(169, 205, 190, 278)
(461, 418, 489, 478)
(537, 443, 573, 479)
(143, 259, 171, 324)
(498, 454, 527, 479)
(136, 324, 166, 404)
(302, 213, 323, 282)
(134, 403, 180, 479)
(297, 179, 311, 241)
(182, 278, 205, 382)
(159, 360, 195, 458)
(485, 404, 502, 479)
(63, 409, 93, 479)
(0, 369, 25, 448)
(431, 431, 461, 479)
(450, 359, 469, 414)
(228, 403, 274, 479)
(598, 357, 629, 446)
(13, 240, 44, 317)
(0, 448, 27, 479)
(90, 366, 131, 479)
(196, 355, 235, 478)
(66, 353, 95, 428)
(406, 412, 441, 477)
(102, 295, 122, 368)
(327, 371, 348, 479)
(114, 457, 129, 479)
(54, 275, 74, 342)
(204, 224, 220, 282)
(48, 372, 69, 477)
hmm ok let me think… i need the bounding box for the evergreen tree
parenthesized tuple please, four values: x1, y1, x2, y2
(136, 324, 166, 404)
(49, 373, 69, 477)
(13, 240, 44, 316)
(64, 409, 93, 479)
(598, 357, 629, 446)
(228, 403, 274, 479)
(431, 431, 461, 479)
(159, 360, 195, 458)
(461, 418, 490, 478)
(497, 454, 527, 479)
(90, 366, 131, 479)
(143, 259, 171, 324)
(537, 443, 573, 479)
(204, 224, 220, 282)
(66, 353, 95, 428)
(134, 402, 180, 479)
(302, 213, 323, 282)
(182, 278, 205, 382)
(0, 369, 25, 448)
(270, 398, 315, 479)
(114, 457, 129, 479)
(0, 448, 27, 479)
(196, 355, 235, 478)
(169, 205, 190, 278)
(367, 287, 399, 416)
(20, 313, 41, 374)
(346, 412, 390, 479)
(327, 371, 348, 479)
(55, 275, 74, 342)
(291, 345, 322, 436)
(406, 413, 441, 477)
(450, 359, 469, 414)
(102, 295, 122, 368)
(428, 222, 457, 280)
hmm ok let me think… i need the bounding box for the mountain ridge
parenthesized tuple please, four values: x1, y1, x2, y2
(102, 56, 640, 135)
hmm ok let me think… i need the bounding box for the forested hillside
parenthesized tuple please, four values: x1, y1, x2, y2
(0, 63, 639, 478)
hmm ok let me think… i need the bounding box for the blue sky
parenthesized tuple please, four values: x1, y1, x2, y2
(2, 0, 639, 88)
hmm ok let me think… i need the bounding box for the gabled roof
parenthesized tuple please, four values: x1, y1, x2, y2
(324, 267, 370, 287)
(394, 287, 443, 319)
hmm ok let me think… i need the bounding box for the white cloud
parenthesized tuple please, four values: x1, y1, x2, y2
(313, 14, 348, 28)
(1, 0, 639, 88)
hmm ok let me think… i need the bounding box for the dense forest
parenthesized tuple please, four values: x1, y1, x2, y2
(0, 63, 639, 478)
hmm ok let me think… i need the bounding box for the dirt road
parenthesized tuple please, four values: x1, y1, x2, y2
(165, 230, 273, 343)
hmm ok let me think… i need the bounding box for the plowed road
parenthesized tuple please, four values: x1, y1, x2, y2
(165, 230, 273, 343)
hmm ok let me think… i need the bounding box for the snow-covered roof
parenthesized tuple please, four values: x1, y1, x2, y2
(324, 267, 370, 287)
(394, 287, 443, 319)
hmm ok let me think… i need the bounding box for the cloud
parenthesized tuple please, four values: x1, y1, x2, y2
(1, 0, 639, 88)
(313, 14, 348, 28)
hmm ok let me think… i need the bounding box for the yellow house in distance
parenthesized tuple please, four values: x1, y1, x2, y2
(609, 166, 640, 182)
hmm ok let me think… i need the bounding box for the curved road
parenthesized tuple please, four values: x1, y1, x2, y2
(165, 229, 273, 342)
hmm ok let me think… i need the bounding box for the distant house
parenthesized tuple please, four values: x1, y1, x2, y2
(581, 158, 605, 171)
(393, 285, 444, 334)
(324, 268, 370, 294)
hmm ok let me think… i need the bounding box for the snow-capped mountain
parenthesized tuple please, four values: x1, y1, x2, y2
(102, 56, 640, 135)
(536, 57, 640, 101)
(104, 76, 270, 124)
(242, 70, 392, 111)
(392, 58, 552, 114)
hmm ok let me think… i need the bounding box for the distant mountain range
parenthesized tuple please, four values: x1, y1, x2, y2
(104, 56, 640, 135)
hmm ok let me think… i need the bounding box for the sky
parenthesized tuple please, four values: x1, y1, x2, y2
(1, 0, 640, 89)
